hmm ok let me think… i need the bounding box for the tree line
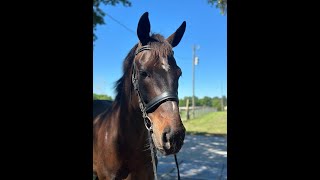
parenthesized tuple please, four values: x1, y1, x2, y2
(179, 96, 227, 111)
(93, 93, 227, 111)
(93, 93, 113, 100)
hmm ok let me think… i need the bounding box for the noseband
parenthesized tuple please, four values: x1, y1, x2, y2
(132, 45, 181, 180)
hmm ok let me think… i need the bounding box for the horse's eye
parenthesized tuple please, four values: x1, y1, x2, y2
(139, 71, 149, 77)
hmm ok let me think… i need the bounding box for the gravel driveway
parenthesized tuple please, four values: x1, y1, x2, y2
(157, 134, 227, 180)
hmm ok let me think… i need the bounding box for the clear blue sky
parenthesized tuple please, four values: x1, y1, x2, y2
(93, 0, 227, 99)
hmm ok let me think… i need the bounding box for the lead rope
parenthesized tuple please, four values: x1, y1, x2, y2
(174, 154, 180, 180)
(133, 47, 181, 180)
(148, 128, 158, 180)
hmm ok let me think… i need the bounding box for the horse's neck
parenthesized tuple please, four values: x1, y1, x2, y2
(116, 95, 148, 146)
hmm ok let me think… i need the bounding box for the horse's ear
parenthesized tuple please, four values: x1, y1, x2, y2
(137, 12, 151, 46)
(166, 21, 186, 48)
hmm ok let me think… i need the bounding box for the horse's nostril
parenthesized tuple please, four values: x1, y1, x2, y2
(162, 127, 171, 139)
(162, 133, 171, 150)
(162, 132, 168, 143)
(162, 127, 172, 150)
(162, 130, 170, 142)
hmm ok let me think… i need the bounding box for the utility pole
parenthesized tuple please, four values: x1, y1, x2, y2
(221, 81, 224, 111)
(186, 98, 190, 120)
(192, 45, 199, 118)
(192, 45, 195, 119)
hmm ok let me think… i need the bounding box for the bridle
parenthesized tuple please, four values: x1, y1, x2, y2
(132, 45, 181, 180)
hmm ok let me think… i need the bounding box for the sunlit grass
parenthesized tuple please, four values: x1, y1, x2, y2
(183, 111, 227, 135)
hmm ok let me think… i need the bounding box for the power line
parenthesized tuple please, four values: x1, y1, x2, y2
(105, 13, 136, 35)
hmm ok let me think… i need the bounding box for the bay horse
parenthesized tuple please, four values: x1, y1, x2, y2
(93, 12, 186, 180)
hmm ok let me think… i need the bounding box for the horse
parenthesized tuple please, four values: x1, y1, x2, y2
(93, 12, 186, 180)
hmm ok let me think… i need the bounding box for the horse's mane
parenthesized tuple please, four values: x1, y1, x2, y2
(113, 43, 138, 103)
(113, 34, 173, 103)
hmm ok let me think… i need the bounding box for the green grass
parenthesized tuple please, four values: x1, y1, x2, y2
(183, 111, 227, 136)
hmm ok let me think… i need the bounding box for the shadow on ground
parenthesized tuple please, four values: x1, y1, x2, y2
(186, 131, 227, 137)
(157, 134, 227, 180)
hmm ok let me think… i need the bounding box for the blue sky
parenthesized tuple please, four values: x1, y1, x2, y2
(93, 0, 227, 99)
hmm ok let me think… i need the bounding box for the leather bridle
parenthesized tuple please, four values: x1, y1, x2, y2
(132, 45, 181, 180)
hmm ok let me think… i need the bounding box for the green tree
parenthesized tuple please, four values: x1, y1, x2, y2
(193, 96, 201, 106)
(212, 96, 222, 111)
(222, 95, 227, 107)
(179, 98, 186, 107)
(93, 0, 131, 41)
(179, 96, 192, 107)
(93, 93, 113, 100)
(208, 0, 227, 15)
(200, 96, 212, 107)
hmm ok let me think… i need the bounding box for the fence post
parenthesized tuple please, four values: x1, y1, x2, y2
(186, 98, 190, 120)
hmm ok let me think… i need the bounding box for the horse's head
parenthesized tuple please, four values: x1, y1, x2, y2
(132, 12, 186, 155)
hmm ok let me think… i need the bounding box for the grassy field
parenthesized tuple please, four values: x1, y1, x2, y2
(183, 111, 227, 136)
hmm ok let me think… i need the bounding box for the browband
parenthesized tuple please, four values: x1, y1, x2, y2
(135, 45, 151, 56)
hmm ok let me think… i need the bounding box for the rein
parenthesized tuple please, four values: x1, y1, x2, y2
(132, 45, 181, 180)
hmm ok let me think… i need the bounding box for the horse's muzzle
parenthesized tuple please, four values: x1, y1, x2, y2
(161, 125, 186, 155)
